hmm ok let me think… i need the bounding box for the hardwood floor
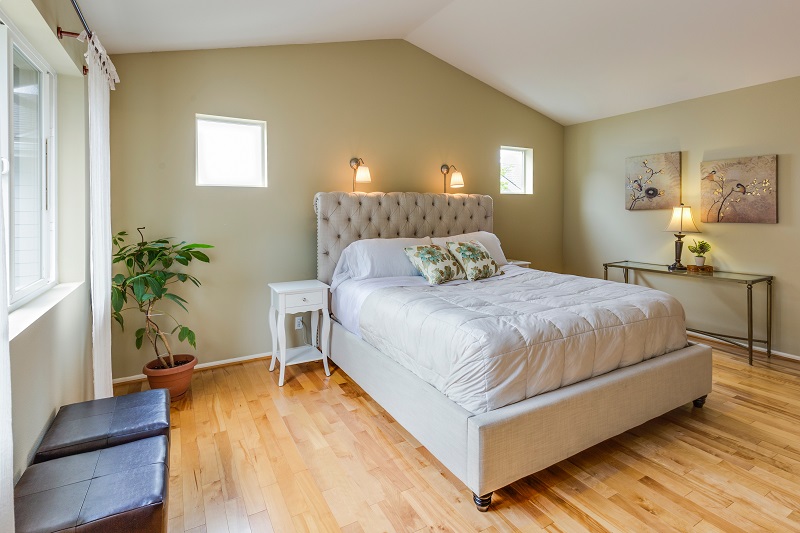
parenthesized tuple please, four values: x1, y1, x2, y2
(114, 350, 800, 532)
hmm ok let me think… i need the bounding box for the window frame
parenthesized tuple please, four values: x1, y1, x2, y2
(499, 145, 534, 195)
(195, 113, 267, 188)
(0, 19, 57, 311)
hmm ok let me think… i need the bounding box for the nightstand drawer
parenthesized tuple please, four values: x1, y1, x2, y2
(285, 291, 322, 308)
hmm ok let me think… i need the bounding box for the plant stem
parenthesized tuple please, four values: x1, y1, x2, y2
(146, 300, 171, 368)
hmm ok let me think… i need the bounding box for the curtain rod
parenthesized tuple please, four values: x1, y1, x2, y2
(70, 0, 92, 38)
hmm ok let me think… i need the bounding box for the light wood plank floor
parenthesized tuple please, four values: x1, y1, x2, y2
(114, 350, 800, 532)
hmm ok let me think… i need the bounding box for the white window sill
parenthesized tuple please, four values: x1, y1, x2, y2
(9, 281, 84, 341)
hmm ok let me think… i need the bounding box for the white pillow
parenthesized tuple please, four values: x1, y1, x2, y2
(331, 237, 432, 290)
(432, 231, 508, 266)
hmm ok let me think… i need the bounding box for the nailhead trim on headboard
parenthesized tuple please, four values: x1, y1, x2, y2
(314, 192, 494, 284)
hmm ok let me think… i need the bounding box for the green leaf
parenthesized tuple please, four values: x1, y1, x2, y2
(190, 251, 210, 263)
(182, 243, 214, 250)
(178, 326, 188, 342)
(112, 273, 125, 284)
(111, 287, 124, 312)
(135, 328, 146, 349)
(175, 256, 189, 266)
(112, 312, 124, 329)
(146, 276, 164, 298)
(187, 330, 196, 348)
(132, 278, 147, 302)
(164, 292, 188, 312)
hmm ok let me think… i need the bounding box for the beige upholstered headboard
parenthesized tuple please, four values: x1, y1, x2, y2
(314, 192, 494, 284)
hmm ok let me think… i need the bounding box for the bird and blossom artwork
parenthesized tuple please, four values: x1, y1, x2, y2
(625, 152, 681, 210)
(700, 155, 777, 223)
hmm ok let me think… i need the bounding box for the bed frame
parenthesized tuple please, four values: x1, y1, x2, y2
(315, 191, 712, 511)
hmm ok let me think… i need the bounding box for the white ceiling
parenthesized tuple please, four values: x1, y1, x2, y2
(77, 0, 800, 125)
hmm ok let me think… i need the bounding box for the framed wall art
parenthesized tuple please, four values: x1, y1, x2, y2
(700, 155, 776, 223)
(625, 152, 681, 210)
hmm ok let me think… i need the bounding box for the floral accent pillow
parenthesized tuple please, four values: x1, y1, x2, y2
(403, 244, 466, 285)
(446, 240, 503, 281)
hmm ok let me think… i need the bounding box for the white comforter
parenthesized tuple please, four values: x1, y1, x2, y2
(346, 268, 687, 414)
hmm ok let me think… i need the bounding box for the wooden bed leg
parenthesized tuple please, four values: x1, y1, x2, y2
(693, 395, 707, 408)
(473, 492, 493, 512)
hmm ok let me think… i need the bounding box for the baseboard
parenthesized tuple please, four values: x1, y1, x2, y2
(112, 352, 272, 384)
(687, 331, 800, 362)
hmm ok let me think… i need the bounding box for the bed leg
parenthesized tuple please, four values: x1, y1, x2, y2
(473, 492, 493, 512)
(693, 395, 707, 408)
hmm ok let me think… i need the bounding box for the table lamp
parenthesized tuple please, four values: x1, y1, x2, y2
(665, 204, 699, 271)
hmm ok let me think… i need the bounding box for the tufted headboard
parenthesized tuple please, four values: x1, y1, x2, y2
(314, 192, 494, 284)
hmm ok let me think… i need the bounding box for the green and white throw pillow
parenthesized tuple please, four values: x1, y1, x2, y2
(446, 240, 503, 281)
(403, 244, 466, 285)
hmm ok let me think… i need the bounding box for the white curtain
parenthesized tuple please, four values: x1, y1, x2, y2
(83, 33, 119, 399)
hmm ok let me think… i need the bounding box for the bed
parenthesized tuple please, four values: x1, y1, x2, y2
(315, 191, 712, 511)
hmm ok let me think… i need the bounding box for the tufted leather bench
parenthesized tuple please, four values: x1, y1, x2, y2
(15, 435, 169, 532)
(34, 389, 170, 463)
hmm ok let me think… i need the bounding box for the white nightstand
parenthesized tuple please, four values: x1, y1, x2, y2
(508, 259, 531, 268)
(267, 280, 331, 386)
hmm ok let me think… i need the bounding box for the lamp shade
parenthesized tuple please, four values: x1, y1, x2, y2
(449, 170, 464, 188)
(665, 205, 699, 233)
(354, 165, 371, 183)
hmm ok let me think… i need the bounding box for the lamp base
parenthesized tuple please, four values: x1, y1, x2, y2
(669, 233, 687, 271)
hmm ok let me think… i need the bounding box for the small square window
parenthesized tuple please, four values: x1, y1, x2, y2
(196, 114, 267, 187)
(500, 146, 533, 195)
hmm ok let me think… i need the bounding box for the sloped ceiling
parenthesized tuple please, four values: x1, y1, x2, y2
(78, 0, 800, 125)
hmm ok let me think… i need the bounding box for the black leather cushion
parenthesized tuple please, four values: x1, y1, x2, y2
(34, 389, 170, 463)
(15, 435, 168, 533)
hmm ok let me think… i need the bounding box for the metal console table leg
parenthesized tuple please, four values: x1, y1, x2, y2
(747, 283, 753, 365)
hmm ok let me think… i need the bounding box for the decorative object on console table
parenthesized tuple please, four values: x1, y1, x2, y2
(349, 157, 371, 192)
(111, 228, 213, 400)
(508, 259, 531, 268)
(700, 155, 776, 223)
(440, 163, 465, 193)
(625, 151, 681, 210)
(687, 239, 711, 266)
(664, 204, 700, 271)
(687, 264, 714, 273)
(268, 280, 331, 386)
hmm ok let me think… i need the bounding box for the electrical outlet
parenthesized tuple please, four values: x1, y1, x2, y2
(294, 317, 303, 330)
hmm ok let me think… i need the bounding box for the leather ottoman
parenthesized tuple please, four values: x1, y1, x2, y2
(15, 435, 169, 532)
(34, 389, 170, 464)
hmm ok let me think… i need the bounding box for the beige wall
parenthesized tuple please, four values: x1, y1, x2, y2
(10, 71, 91, 479)
(564, 77, 800, 357)
(109, 40, 564, 377)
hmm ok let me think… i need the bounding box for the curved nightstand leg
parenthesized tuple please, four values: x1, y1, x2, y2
(277, 311, 287, 386)
(321, 310, 331, 377)
(268, 306, 278, 372)
(311, 309, 319, 348)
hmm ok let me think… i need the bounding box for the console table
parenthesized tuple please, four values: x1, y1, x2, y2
(603, 260, 773, 365)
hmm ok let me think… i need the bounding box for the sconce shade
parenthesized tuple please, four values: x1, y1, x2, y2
(355, 165, 371, 183)
(665, 205, 699, 233)
(450, 171, 464, 188)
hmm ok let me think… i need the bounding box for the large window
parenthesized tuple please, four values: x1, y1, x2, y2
(0, 23, 55, 309)
(500, 146, 533, 195)
(196, 114, 267, 187)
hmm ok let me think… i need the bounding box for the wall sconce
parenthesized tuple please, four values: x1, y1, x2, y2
(664, 203, 700, 271)
(440, 164, 464, 193)
(350, 157, 371, 192)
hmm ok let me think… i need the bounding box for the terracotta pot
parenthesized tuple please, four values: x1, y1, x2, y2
(143, 354, 197, 401)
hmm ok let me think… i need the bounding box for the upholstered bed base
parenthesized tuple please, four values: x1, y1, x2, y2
(315, 191, 713, 510)
(330, 322, 712, 501)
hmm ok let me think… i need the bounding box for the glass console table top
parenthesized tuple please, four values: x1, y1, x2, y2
(603, 261, 772, 284)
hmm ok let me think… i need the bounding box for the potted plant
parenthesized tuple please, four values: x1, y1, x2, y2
(687, 239, 711, 266)
(111, 228, 213, 400)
